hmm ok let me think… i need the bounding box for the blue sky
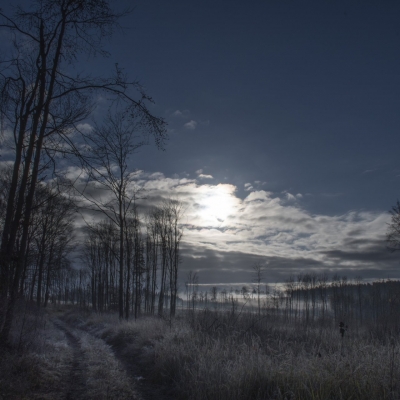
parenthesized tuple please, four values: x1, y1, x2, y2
(94, 0, 400, 286)
(3, 0, 400, 288)
(104, 0, 400, 212)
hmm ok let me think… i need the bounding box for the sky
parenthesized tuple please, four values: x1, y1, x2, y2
(3, 0, 400, 289)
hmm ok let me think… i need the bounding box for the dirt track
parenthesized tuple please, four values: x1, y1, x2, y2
(105, 333, 177, 400)
(53, 319, 88, 400)
(52, 315, 176, 400)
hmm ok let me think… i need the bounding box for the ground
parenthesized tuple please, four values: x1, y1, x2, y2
(0, 306, 177, 400)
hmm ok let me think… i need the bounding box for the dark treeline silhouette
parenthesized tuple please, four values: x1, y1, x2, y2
(179, 271, 400, 339)
(0, 160, 184, 320)
(281, 274, 400, 335)
(80, 200, 183, 319)
(0, 0, 167, 345)
(0, 169, 76, 310)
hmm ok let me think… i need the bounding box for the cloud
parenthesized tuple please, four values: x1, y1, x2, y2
(198, 174, 213, 180)
(286, 192, 296, 201)
(184, 120, 197, 130)
(76, 123, 93, 133)
(282, 191, 302, 201)
(60, 166, 394, 286)
(172, 109, 190, 118)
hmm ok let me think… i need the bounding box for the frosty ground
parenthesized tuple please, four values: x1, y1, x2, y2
(1, 300, 400, 400)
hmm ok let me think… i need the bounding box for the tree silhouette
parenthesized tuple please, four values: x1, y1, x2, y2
(0, 0, 166, 345)
(387, 201, 400, 252)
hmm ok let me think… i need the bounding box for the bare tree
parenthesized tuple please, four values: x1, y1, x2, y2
(387, 201, 400, 251)
(78, 110, 160, 319)
(82, 220, 119, 312)
(164, 200, 183, 317)
(317, 273, 329, 321)
(185, 271, 199, 312)
(0, 0, 166, 343)
(144, 208, 160, 315)
(209, 286, 217, 303)
(252, 263, 264, 316)
(283, 275, 295, 322)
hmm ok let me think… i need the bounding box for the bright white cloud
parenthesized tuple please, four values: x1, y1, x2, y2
(198, 174, 213, 180)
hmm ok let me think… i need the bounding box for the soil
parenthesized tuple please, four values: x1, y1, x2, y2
(105, 333, 178, 400)
(53, 319, 88, 400)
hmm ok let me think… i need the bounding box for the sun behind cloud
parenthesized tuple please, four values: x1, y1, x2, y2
(198, 184, 239, 223)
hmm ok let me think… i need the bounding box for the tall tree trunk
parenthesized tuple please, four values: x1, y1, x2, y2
(43, 243, 55, 308)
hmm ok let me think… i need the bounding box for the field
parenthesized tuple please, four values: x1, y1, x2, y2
(1, 299, 400, 400)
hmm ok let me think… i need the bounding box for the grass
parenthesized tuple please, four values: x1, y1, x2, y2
(0, 303, 72, 399)
(0, 303, 140, 399)
(78, 329, 139, 399)
(70, 308, 400, 400)
(3, 303, 400, 399)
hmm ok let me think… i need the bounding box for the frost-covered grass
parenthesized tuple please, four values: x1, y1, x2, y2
(0, 303, 72, 399)
(78, 327, 139, 399)
(0, 303, 140, 399)
(66, 308, 400, 400)
(52, 307, 141, 399)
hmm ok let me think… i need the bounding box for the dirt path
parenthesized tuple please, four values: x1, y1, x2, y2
(105, 334, 177, 400)
(53, 314, 176, 400)
(53, 320, 88, 400)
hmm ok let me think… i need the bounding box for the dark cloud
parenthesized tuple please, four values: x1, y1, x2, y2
(321, 246, 397, 264)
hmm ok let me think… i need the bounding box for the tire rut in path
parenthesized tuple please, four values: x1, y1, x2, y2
(57, 313, 177, 400)
(53, 320, 87, 400)
(105, 336, 178, 400)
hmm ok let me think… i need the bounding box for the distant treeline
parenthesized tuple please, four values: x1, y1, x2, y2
(182, 274, 400, 336)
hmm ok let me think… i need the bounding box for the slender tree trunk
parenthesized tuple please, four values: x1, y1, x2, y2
(43, 243, 55, 308)
(119, 203, 124, 319)
(125, 234, 131, 320)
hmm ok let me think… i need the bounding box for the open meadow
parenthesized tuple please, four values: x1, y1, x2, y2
(2, 290, 400, 400)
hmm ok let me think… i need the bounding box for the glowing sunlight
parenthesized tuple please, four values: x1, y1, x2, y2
(198, 184, 239, 223)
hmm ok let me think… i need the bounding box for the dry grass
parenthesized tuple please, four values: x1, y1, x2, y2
(1, 304, 141, 399)
(78, 328, 139, 399)
(8, 304, 399, 400)
(71, 309, 400, 400)
(0, 304, 72, 399)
